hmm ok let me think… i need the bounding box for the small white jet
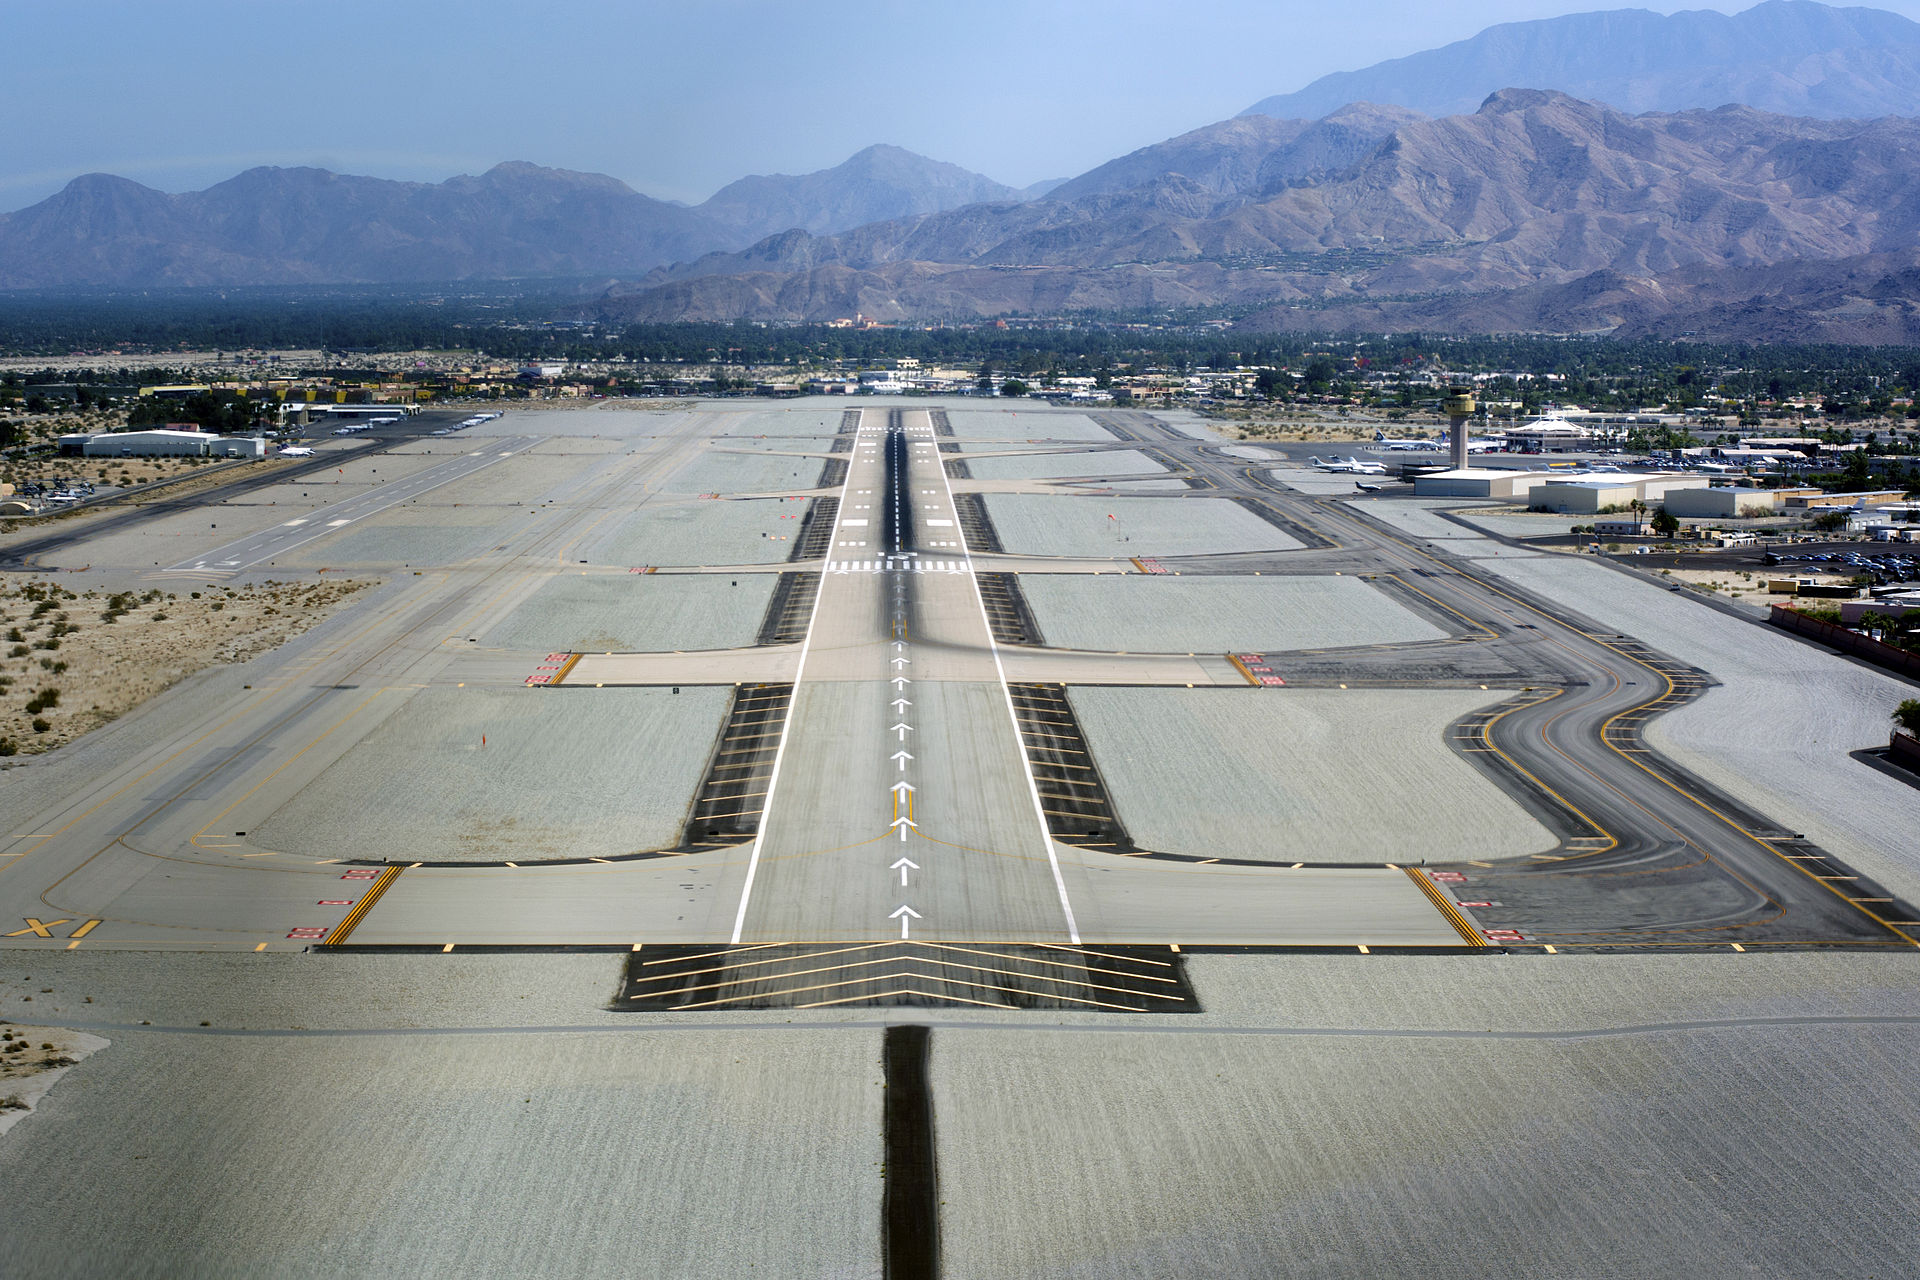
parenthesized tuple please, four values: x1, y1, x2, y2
(279, 446, 315, 457)
(1355, 480, 1385, 492)
(1310, 455, 1388, 475)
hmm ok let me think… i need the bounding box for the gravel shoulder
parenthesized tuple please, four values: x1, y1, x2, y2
(1070, 687, 1557, 863)
(934, 1015, 1920, 1279)
(599, 498, 806, 565)
(1022, 574, 1445, 651)
(0, 1026, 879, 1279)
(960, 449, 1166, 481)
(251, 686, 728, 861)
(945, 410, 1117, 442)
(984, 495, 1302, 558)
(484, 574, 774, 652)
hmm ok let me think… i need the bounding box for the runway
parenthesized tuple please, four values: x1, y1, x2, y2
(159, 437, 538, 575)
(0, 400, 1909, 963)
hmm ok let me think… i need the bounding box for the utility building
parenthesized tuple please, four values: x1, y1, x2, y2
(1413, 468, 1552, 500)
(1663, 487, 1780, 519)
(1528, 473, 1708, 513)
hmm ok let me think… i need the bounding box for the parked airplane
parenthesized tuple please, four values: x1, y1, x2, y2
(1355, 480, 1385, 492)
(1310, 456, 1388, 474)
(279, 446, 315, 457)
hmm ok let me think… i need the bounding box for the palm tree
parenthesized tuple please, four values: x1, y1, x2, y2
(1628, 498, 1648, 533)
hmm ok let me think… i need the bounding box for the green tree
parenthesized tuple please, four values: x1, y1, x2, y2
(1650, 508, 1680, 536)
(999, 379, 1030, 397)
(1893, 698, 1920, 737)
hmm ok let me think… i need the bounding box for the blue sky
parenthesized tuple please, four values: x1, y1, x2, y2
(3, 0, 1916, 210)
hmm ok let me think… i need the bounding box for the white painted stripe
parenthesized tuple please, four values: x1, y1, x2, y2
(927, 409, 1081, 943)
(730, 413, 871, 943)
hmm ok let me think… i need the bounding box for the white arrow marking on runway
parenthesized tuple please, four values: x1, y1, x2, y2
(891, 698, 912, 713)
(890, 657, 909, 669)
(891, 857, 920, 886)
(892, 750, 913, 771)
(893, 641, 906, 652)
(892, 675, 910, 690)
(890, 780, 915, 797)
(889, 904, 922, 938)
(890, 722, 914, 742)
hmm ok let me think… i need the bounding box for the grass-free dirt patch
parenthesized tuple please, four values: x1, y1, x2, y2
(0, 576, 372, 756)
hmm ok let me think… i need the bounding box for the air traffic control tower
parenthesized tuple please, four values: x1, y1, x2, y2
(1445, 387, 1477, 469)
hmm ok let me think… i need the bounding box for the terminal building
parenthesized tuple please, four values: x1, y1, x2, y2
(1504, 415, 1596, 452)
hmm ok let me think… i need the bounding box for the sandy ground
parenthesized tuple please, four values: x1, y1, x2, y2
(1, 450, 265, 495)
(1022, 574, 1446, 652)
(984, 495, 1303, 558)
(0, 1024, 109, 1137)
(1070, 687, 1557, 863)
(1206, 410, 1419, 443)
(1661, 565, 1799, 604)
(0, 577, 370, 756)
(250, 686, 729, 861)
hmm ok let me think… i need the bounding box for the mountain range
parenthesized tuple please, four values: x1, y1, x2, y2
(587, 87, 1920, 340)
(1244, 0, 1920, 123)
(12, 1, 1920, 342)
(0, 145, 1026, 289)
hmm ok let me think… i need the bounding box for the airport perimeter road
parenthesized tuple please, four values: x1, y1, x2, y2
(1101, 412, 1918, 950)
(158, 436, 539, 575)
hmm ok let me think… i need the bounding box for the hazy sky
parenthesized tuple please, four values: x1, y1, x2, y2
(6, 0, 1920, 211)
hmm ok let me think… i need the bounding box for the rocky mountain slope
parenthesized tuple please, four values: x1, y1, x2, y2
(587, 89, 1920, 340)
(1243, 1, 1920, 123)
